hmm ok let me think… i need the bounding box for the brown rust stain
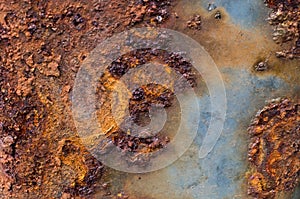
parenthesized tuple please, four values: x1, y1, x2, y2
(163, 3, 278, 68)
(164, 0, 299, 84)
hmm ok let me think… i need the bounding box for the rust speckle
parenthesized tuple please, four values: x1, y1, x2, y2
(186, 14, 202, 30)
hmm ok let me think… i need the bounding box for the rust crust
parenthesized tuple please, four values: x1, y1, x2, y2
(247, 98, 300, 198)
(263, 0, 300, 59)
(0, 0, 174, 198)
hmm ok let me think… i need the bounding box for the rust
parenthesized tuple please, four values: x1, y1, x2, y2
(187, 14, 202, 30)
(96, 48, 197, 166)
(247, 98, 300, 198)
(108, 49, 196, 86)
(263, 0, 300, 59)
(0, 0, 174, 198)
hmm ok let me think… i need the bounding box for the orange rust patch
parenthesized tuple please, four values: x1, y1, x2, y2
(247, 98, 299, 198)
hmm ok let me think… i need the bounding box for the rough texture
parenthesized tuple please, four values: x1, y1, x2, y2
(0, 0, 173, 198)
(247, 98, 300, 198)
(264, 0, 300, 59)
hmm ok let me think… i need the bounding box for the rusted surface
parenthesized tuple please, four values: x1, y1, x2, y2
(108, 49, 196, 86)
(247, 98, 300, 198)
(263, 0, 300, 59)
(0, 0, 173, 198)
(94, 48, 197, 166)
(1, 0, 299, 198)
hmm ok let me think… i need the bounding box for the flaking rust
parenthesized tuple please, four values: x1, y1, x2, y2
(247, 98, 299, 198)
(263, 0, 300, 59)
(0, 0, 175, 198)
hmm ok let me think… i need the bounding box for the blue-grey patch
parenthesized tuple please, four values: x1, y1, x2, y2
(162, 68, 297, 198)
(201, 0, 269, 28)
